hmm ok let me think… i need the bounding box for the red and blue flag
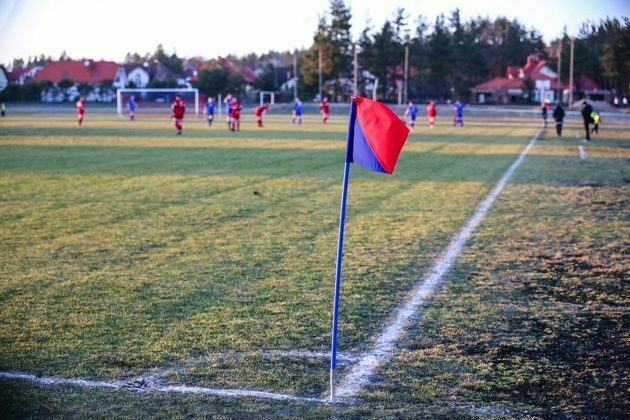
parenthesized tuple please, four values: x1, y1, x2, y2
(345, 96, 410, 174)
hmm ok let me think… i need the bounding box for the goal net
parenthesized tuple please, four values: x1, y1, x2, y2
(116, 88, 200, 117)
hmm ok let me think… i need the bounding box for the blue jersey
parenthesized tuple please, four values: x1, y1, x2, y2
(294, 100, 302, 115)
(205, 102, 215, 115)
(407, 104, 418, 117)
(455, 103, 464, 117)
(127, 99, 136, 112)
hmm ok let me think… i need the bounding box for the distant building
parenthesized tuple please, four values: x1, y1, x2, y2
(8, 65, 43, 85)
(124, 64, 151, 88)
(471, 55, 566, 104)
(33, 60, 127, 101)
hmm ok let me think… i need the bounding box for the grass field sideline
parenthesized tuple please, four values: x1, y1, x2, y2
(0, 114, 628, 417)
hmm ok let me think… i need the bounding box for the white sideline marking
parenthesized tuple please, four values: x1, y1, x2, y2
(334, 128, 542, 399)
(0, 371, 326, 403)
(578, 145, 586, 160)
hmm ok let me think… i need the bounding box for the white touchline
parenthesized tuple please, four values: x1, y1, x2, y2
(334, 128, 542, 399)
(578, 145, 586, 160)
(0, 371, 326, 403)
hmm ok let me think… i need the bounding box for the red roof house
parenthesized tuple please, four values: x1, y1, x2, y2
(33, 60, 126, 87)
(472, 55, 566, 104)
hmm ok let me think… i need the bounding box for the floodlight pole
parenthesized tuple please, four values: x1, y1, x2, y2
(403, 45, 409, 104)
(293, 50, 298, 102)
(569, 38, 574, 108)
(319, 46, 323, 100)
(353, 46, 358, 96)
(557, 41, 562, 103)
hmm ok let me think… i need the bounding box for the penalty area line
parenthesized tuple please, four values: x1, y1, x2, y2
(334, 127, 542, 400)
(0, 371, 326, 403)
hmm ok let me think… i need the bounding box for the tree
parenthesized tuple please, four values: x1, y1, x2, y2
(57, 79, 74, 101)
(153, 44, 183, 75)
(300, 0, 353, 101)
(99, 79, 114, 101)
(599, 18, 629, 93)
(194, 67, 229, 97)
(427, 14, 451, 99)
(77, 82, 92, 100)
(255, 63, 277, 91)
(227, 73, 247, 97)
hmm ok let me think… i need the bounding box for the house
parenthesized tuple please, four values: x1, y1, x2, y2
(8, 65, 43, 85)
(124, 64, 151, 88)
(576, 75, 611, 103)
(33, 60, 127, 101)
(471, 55, 566, 104)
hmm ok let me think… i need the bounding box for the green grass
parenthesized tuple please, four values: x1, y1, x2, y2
(0, 113, 627, 418)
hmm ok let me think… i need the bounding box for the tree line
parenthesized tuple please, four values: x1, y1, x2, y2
(3, 1, 628, 103)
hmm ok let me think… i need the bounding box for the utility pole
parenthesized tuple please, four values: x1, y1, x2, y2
(318, 46, 323, 100)
(353, 46, 358, 97)
(556, 41, 562, 103)
(569, 38, 574, 108)
(403, 45, 409, 104)
(293, 49, 298, 102)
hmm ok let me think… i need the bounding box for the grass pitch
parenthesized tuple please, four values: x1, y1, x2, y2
(0, 112, 628, 418)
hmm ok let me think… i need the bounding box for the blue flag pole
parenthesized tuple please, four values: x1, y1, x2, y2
(330, 101, 356, 401)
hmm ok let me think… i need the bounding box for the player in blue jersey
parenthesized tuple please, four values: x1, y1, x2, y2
(127, 96, 136, 121)
(205, 97, 215, 126)
(404, 100, 418, 130)
(292, 97, 302, 125)
(453, 100, 464, 127)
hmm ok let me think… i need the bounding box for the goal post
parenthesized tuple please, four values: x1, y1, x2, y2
(116, 88, 199, 117)
(259, 91, 275, 106)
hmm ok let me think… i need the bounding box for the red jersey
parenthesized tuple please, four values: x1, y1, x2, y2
(171, 99, 186, 119)
(230, 101, 242, 119)
(427, 103, 436, 117)
(320, 101, 330, 113)
(254, 105, 268, 116)
(76, 99, 85, 115)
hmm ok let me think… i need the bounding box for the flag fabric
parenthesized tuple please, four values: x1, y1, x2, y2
(346, 96, 410, 174)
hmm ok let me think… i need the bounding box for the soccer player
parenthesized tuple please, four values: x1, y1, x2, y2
(223, 94, 233, 129)
(590, 111, 600, 134)
(229, 97, 242, 131)
(552, 103, 565, 137)
(581, 101, 593, 142)
(1, 102, 5, 117)
(320, 97, 330, 124)
(292, 97, 302, 125)
(541, 99, 550, 127)
(254, 103, 269, 127)
(76, 96, 85, 127)
(404, 100, 418, 129)
(171, 94, 186, 135)
(205, 97, 215, 126)
(426, 101, 436, 128)
(453, 100, 464, 127)
(127, 96, 136, 121)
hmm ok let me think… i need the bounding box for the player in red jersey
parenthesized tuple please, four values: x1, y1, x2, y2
(76, 96, 85, 127)
(171, 94, 186, 135)
(230, 98, 242, 131)
(427, 101, 437, 128)
(254, 103, 269, 127)
(320, 97, 330, 124)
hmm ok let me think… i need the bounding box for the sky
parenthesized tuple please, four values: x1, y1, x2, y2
(0, 0, 628, 66)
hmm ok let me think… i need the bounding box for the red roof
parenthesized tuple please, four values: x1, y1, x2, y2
(475, 77, 524, 90)
(33, 60, 119, 84)
(579, 75, 602, 91)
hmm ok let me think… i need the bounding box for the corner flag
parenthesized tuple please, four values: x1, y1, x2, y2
(330, 97, 410, 400)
